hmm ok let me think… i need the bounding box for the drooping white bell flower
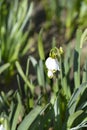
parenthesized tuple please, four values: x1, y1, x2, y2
(0, 125, 5, 130)
(45, 57, 60, 72)
(45, 57, 60, 78)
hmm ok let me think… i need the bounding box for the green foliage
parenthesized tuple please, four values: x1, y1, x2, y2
(0, 63, 10, 74)
(1, 0, 87, 129)
(11, 93, 23, 130)
(80, 28, 87, 48)
(0, 0, 34, 83)
(0, 29, 87, 130)
(17, 106, 43, 130)
(38, 29, 45, 60)
(15, 61, 34, 94)
(73, 29, 82, 88)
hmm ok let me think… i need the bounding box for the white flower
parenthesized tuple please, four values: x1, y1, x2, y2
(0, 125, 5, 130)
(47, 70, 53, 78)
(45, 57, 60, 72)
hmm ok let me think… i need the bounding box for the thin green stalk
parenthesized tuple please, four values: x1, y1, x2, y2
(60, 58, 70, 98)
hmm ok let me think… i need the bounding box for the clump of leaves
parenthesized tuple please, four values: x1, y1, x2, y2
(0, 29, 87, 130)
(0, 0, 33, 84)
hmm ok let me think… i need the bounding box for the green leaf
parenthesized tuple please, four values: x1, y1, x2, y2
(4, 118, 10, 130)
(53, 95, 62, 129)
(70, 120, 87, 130)
(9, 102, 15, 122)
(29, 103, 52, 130)
(29, 56, 37, 67)
(11, 93, 24, 130)
(82, 59, 87, 83)
(17, 106, 42, 130)
(0, 63, 10, 74)
(60, 58, 71, 98)
(9, 32, 28, 62)
(67, 110, 83, 128)
(20, 2, 34, 31)
(64, 44, 73, 75)
(15, 61, 34, 93)
(38, 29, 45, 60)
(21, 38, 33, 56)
(37, 60, 45, 87)
(68, 82, 87, 115)
(74, 29, 82, 88)
(80, 28, 87, 48)
(1, 91, 10, 106)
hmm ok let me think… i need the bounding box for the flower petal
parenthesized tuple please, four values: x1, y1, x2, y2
(47, 70, 53, 78)
(45, 57, 60, 71)
(0, 125, 5, 130)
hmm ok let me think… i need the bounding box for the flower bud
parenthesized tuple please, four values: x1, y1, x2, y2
(47, 70, 53, 78)
(59, 47, 64, 55)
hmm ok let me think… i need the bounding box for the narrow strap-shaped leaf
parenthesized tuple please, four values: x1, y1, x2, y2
(60, 58, 70, 98)
(80, 28, 87, 48)
(67, 110, 83, 128)
(68, 82, 87, 114)
(20, 2, 34, 31)
(74, 29, 82, 88)
(0, 63, 10, 74)
(11, 93, 23, 130)
(82, 60, 87, 83)
(70, 121, 87, 130)
(38, 29, 45, 60)
(15, 61, 34, 93)
(37, 60, 45, 87)
(17, 106, 42, 130)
